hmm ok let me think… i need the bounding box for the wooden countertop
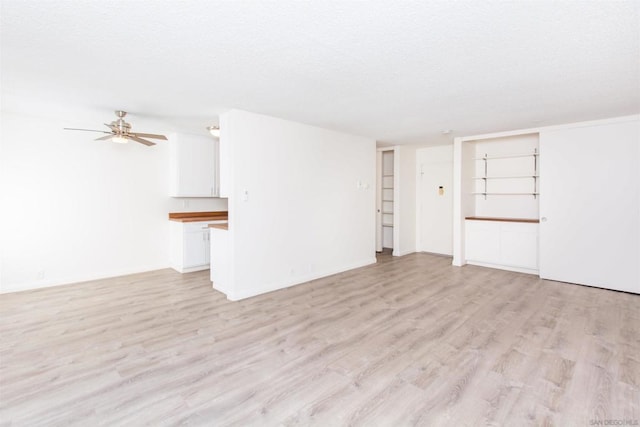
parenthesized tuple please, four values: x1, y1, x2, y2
(168, 211, 228, 222)
(465, 216, 539, 223)
(208, 223, 228, 230)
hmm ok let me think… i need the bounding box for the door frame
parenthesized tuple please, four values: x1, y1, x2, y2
(376, 147, 395, 252)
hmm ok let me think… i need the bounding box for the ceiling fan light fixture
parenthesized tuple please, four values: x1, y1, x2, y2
(64, 110, 167, 146)
(112, 135, 129, 144)
(207, 126, 220, 138)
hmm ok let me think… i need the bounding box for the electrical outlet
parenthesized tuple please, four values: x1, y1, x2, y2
(37, 270, 45, 280)
(183, 200, 190, 208)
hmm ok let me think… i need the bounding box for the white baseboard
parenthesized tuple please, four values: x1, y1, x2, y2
(452, 257, 465, 267)
(0, 264, 170, 294)
(466, 260, 538, 275)
(171, 264, 210, 274)
(227, 257, 377, 301)
(419, 250, 453, 258)
(392, 249, 416, 257)
(418, 246, 453, 257)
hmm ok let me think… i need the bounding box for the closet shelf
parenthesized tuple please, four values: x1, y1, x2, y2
(473, 175, 539, 179)
(382, 222, 394, 227)
(472, 192, 539, 196)
(474, 152, 539, 160)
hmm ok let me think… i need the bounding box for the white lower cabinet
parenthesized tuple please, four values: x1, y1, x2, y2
(465, 221, 501, 264)
(170, 221, 225, 273)
(465, 220, 538, 273)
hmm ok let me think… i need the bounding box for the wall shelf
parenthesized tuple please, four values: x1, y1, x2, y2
(476, 149, 538, 199)
(466, 216, 540, 223)
(473, 175, 539, 179)
(473, 192, 539, 196)
(474, 152, 539, 160)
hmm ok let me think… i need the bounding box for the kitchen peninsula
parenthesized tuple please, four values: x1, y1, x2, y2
(169, 211, 227, 273)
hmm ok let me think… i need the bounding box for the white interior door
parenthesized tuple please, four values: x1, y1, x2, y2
(539, 120, 640, 293)
(417, 146, 453, 255)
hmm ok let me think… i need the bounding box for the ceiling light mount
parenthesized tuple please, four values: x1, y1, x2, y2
(207, 126, 220, 138)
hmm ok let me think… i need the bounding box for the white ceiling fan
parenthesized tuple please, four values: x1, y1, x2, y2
(64, 110, 167, 146)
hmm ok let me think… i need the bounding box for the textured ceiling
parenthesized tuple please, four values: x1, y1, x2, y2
(1, 0, 638, 145)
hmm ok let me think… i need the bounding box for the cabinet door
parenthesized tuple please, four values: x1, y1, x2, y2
(170, 133, 217, 197)
(539, 120, 640, 293)
(500, 223, 538, 269)
(465, 220, 500, 263)
(183, 231, 208, 268)
(204, 230, 211, 267)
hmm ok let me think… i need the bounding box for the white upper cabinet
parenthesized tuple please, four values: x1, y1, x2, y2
(169, 132, 219, 197)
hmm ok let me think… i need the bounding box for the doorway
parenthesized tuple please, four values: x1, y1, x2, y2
(416, 145, 453, 255)
(376, 148, 395, 252)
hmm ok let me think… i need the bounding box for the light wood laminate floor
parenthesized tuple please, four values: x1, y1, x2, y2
(1, 252, 638, 426)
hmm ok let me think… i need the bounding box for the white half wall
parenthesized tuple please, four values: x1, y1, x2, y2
(0, 109, 227, 293)
(416, 145, 453, 255)
(393, 145, 417, 256)
(224, 110, 376, 300)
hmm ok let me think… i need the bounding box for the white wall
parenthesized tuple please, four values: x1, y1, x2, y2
(224, 110, 376, 300)
(393, 145, 417, 256)
(416, 145, 453, 255)
(0, 110, 227, 293)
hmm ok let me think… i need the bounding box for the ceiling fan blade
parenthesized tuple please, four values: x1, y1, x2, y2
(128, 135, 156, 146)
(130, 132, 168, 140)
(64, 128, 112, 134)
(104, 123, 118, 131)
(95, 135, 114, 141)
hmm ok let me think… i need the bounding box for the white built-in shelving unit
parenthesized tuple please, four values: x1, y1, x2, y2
(458, 133, 541, 274)
(472, 149, 539, 199)
(381, 150, 394, 248)
(454, 116, 640, 293)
